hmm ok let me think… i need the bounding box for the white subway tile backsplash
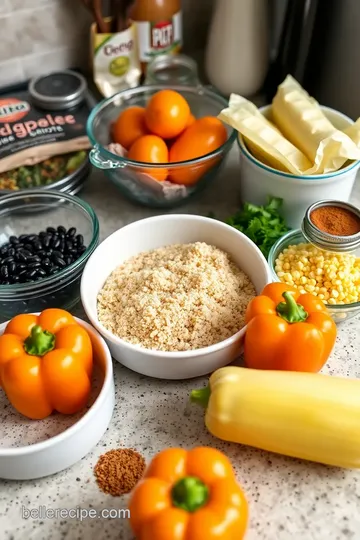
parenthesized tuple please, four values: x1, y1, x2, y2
(12, 1, 90, 58)
(0, 0, 10, 14)
(0, 57, 24, 87)
(9, 0, 56, 10)
(22, 46, 88, 80)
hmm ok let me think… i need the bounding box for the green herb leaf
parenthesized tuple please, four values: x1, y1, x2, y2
(212, 196, 289, 258)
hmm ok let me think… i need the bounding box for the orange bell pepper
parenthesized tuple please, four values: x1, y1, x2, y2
(244, 283, 337, 372)
(128, 446, 248, 540)
(0, 308, 93, 420)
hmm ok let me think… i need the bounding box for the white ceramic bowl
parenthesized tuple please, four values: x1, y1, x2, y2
(0, 317, 115, 480)
(238, 105, 360, 229)
(81, 214, 272, 380)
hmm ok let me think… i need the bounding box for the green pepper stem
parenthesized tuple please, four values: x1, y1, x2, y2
(276, 291, 308, 324)
(190, 385, 211, 408)
(24, 325, 55, 356)
(171, 476, 209, 512)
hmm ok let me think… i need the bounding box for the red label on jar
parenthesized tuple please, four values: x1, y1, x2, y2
(150, 20, 174, 50)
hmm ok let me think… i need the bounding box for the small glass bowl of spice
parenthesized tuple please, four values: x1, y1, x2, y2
(268, 200, 360, 323)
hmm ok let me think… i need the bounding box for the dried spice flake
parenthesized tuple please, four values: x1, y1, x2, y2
(94, 448, 146, 497)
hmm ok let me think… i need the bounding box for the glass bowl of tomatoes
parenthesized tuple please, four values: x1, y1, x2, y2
(86, 85, 236, 208)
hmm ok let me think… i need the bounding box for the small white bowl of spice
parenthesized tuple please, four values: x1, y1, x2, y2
(81, 214, 272, 379)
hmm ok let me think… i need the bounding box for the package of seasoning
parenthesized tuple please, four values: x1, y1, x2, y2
(91, 15, 141, 98)
(0, 72, 91, 175)
(130, 0, 182, 72)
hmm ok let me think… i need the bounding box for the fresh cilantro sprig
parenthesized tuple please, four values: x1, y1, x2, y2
(218, 197, 289, 258)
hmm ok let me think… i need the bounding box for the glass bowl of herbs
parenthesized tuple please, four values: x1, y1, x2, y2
(0, 190, 99, 321)
(0, 151, 90, 196)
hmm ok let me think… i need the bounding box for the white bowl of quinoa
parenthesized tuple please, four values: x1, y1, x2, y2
(81, 214, 272, 379)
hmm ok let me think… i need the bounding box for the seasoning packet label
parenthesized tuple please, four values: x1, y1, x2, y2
(92, 22, 141, 98)
(272, 75, 360, 174)
(218, 94, 312, 175)
(0, 91, 90, 174)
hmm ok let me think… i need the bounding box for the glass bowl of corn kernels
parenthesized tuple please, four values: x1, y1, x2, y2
(268, 229, 360, 323)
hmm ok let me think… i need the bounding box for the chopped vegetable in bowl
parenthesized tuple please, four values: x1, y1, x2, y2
(0, 151, 87, 191)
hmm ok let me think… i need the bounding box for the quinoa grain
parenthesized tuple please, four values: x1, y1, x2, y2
(97, 242, 256, 351)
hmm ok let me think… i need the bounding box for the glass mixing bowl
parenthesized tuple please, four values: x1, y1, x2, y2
(87, 85, 236, 208)
(0, 190, 99, 321)
(268, 229, 360, 324)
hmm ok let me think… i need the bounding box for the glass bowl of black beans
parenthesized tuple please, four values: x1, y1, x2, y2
(0, 190, 99, 321)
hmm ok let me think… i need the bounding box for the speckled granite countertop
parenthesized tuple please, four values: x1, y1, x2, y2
(1, 147, 360, 540)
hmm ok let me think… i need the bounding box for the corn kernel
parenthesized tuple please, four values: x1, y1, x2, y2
(328, 298, 337, 305)
(331, 290, 339, 298)
(305, 284, 315, 292)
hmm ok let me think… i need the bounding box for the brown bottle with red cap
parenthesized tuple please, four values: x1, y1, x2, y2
(130, 0, 182, 73)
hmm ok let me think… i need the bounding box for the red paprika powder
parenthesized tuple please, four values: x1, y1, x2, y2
(310, 205, 360, 236)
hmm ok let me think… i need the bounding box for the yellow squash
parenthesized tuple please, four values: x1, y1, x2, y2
(191, 367, 360, 469)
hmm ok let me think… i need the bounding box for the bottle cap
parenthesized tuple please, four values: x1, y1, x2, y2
(29, 70, 87, 111)
(301, 200, 360, 253)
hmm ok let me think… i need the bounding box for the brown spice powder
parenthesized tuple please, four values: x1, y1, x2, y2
(310, 205, 360, 236)
(94, 448, 146, 496)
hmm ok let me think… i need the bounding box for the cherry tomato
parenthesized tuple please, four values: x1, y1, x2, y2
(112, 106, 148, 150)
(169, 117, 228, 185)
(128, 135, 169, 182)
(145, 90, 190, 139)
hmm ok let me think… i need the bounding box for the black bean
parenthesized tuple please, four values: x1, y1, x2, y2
(15, 243, 24, 250)
(15, 252, 24, 262)
(0, 265, 9, 278)
(26, 269, 37, 279)
(0, 245, 9, 256)
(23, 243, 33, 251)
(11, 275, 20, 283)
(65, 255, 73, 265)
(50, 265, 59, 274)
(53, 256, 66, 268)
(32, 242, 42, 251)
(75, 234, 84, 246)
(67, 247, 77, 256)
(8, 261, 16, 274)
(27, 255, 41, 264)
(67, 227, 76, 238)
(39, 231, 46, 238)
(2, 256, 14, 264)
(51, 237, 61, 249)
(8, 247, 15, 257)
(28, 262, 41, 269)
(37, 268, 47, 277)
(9, 236, 19, 245)
(36, 250, 46, 259)
(57, 226, 66, 235)
(27, 235, 37, 242)
(78, 245, 87, 254)
(65, 239, 74, 250)
(46, 227, 56, 235)
(1, 280, 10, 285)
(19, 234, 29, 242)
(16, 263, 26, 272)
(21, 249, 33, 257)
(42, 235, 51, 248)
(51, 250, 63, 259)
(18, 269, 28, 280)
(42, 257, 51, 266)
(59, 239, 65, 252)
